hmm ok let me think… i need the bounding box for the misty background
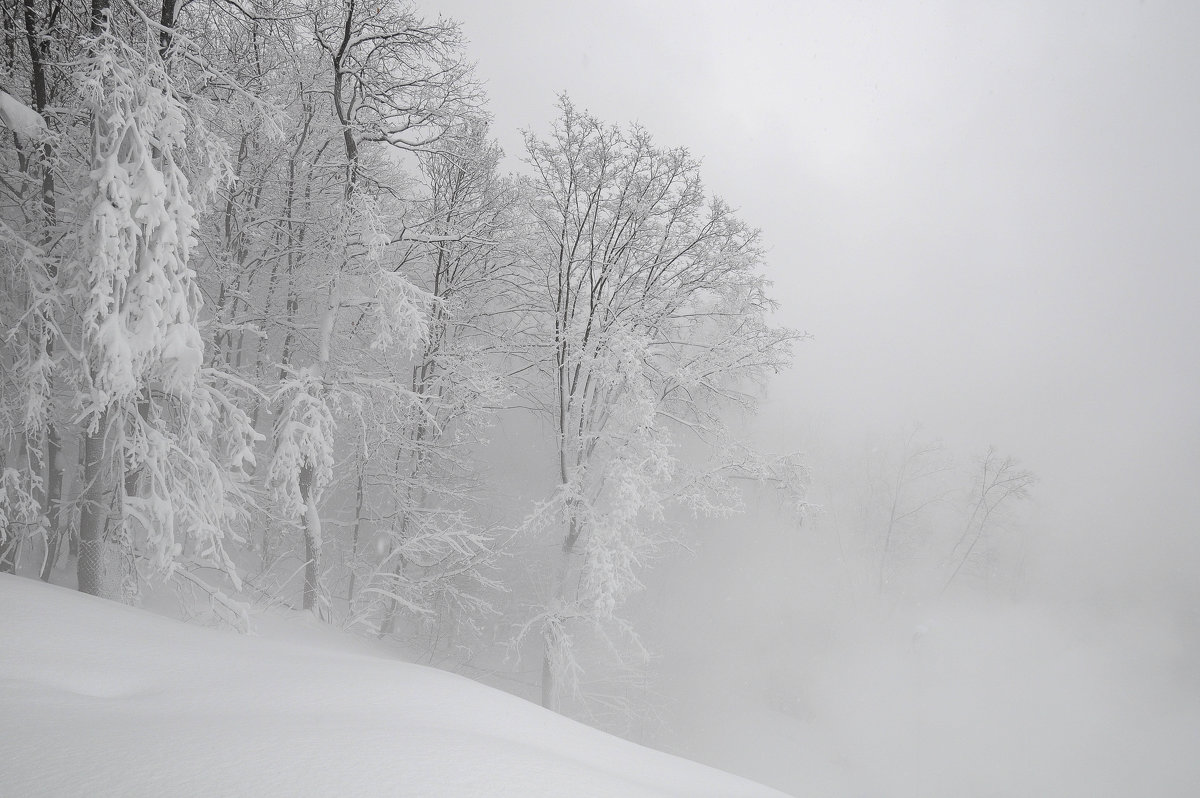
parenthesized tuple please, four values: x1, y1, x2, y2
(437, 1, 1200, 794)
(3, 0, 1196, 795)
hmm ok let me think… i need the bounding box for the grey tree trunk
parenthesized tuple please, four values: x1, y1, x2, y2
(22, 0, 65, 583)
(541, 651, 556, 711)
(541, 518, 580, 710)
(77, 410, 124, 600)
(39, 426, 64, 581)
(298, 464, 320, 612)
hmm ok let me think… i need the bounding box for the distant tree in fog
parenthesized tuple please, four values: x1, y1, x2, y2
(815, 433, 1036, 601)
(874, 428, 953, 596)
(943, 446, 1037, 593)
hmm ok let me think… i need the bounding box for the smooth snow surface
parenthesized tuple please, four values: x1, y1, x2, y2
(0, 575, 789, 797)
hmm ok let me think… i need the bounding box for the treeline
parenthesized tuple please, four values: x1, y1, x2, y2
(0, 0, 802, 712)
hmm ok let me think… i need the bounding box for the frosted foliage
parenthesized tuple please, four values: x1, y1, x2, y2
(178, 94, 236, 209)
(579, 330, 674, 620)
(370, 270, 432, 355)
(523, 330, 676, 640)
(63, 31, 258, 582)
(770, 451, 811, 515)
(355, 193, 393, 262)
(269, 372, 336, 525)
(123, 378, 258, 581)
(0, 229, 54, 435)
(0, 468, 45, 546)
(520, 100, 801, 711)
(76, 32, 205, 411)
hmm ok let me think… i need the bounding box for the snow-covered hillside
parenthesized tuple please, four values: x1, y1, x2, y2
(0, 575, 789, 798)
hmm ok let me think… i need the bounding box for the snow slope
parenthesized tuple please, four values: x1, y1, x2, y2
(0, 575, 790, 797)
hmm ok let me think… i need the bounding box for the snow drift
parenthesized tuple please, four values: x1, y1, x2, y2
(0, 575, 789, 797)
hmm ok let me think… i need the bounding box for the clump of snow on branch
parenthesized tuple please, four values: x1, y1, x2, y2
(268, 369, 336, 531)
(369, 270, 433, 355)
(0, 90, 46, 140)
(122, 375, 260, 582)
(0, 468, 46, 555)
(0, 227, 57, 437)
(75, 30, 205, 411)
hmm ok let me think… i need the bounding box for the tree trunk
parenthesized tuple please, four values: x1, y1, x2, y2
(378, 555, 403, 638)
(23, 0, 65, 583)
(68, 433, 86, 561)
(91, 0, 109, 33)
(541, 649, 557, 711)
(38, 425, 64, 581)
(77, 410, 124, 600)
(378, 512, 408, 638)
(158, 0, 176, 59)
(541, 517, 580, 710)
(298, 464, 320, 613)
(347, 458, 365, 603)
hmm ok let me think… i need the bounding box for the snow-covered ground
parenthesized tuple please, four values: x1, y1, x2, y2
(0, 574, 790, 797)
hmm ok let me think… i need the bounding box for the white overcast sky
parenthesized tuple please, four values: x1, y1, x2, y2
(431, 0, 1200, 596)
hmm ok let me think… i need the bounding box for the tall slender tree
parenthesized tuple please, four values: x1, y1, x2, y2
(518, 97, 803, 710)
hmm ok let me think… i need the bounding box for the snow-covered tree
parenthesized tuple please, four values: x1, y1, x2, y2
(516, 97, 804, 710)
(177, 0, 509, 631)
(362, 122, 519, 645)
(2, 4, 807, 710)
(0, 0, 71, 580)
(257, 0, 484, 616)
(66, 13, 262, 600)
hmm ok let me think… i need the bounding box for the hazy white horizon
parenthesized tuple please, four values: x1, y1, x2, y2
(435, 0, 1200, 602)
